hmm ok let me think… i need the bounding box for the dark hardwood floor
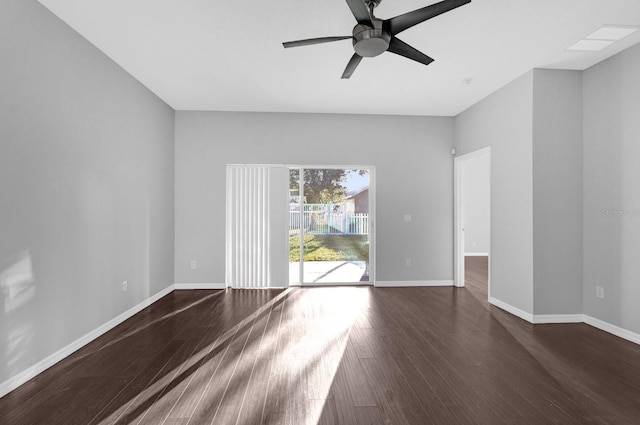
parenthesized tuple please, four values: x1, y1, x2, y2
(465, 255, 489, 302)
(2, 281, 640, 424)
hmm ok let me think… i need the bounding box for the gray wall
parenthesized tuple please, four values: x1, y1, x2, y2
(0, 0, 175, 385)
(462, 155, 490, 255)
(454, 71, 535, 314)
(532, 69, 583, 315)
(175, 112, 454, 284)
(583, 43, 640, 333)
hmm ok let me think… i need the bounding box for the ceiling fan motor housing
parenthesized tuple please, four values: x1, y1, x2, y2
(352, 20, 390, 57)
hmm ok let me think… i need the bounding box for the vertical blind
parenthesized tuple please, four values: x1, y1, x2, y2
(226, 165, 289, 288)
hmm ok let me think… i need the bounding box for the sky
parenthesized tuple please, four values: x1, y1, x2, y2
(344, 169, 369, 193)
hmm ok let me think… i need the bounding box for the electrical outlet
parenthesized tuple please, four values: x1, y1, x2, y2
(122, 281, 128, 292)
(190, 260, 197, 269)
(596, 286, 604, 299)
(405, 258, 411, 267)
(403, 214, 412, 223)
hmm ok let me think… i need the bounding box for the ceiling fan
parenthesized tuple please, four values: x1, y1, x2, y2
(283, 0, 471, 79)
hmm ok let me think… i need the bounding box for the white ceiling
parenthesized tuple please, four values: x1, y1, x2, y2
(39, 0, 640, 116)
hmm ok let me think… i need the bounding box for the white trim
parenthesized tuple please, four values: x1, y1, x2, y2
(488, 297, 640, 346)
(532, 314, 584, 324)
(297, 167, 304, 283)
(174, 283, 227, 290)
(368, 167, 376, 287)
(375, 280, 454, 287)
(584, 315, 640, 345)
(489, 297, 534, 323)
(0, 284, 175, 398)
(464, 253, 489, 257)
(453, 157, 465, 287)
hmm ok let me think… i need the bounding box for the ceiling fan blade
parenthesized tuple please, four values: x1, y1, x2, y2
(283, 36, 353, 48)
(345, 0, 372, 26)
(386, 0, 470, 35)
(387, 37, 434, 67)
(341, 53, 363, 79)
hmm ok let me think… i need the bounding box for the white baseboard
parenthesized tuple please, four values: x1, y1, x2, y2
(174, 283, 227, 290)
(488, 298, 640, 346)
(0, 284, 175, 399)
(489, 299, 583, 325)
(584, 315, 640, 345)
(532, 314, 584, 324)
(375, 280, 454, 287)
(489, 297, 534, 323)
(464, 253, 489, 257)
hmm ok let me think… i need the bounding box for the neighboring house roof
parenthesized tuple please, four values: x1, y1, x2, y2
(346, 186, 368, 199)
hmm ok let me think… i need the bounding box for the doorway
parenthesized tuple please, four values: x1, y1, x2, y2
(454, 148, 491, 298)
(288, 167, 375, 286)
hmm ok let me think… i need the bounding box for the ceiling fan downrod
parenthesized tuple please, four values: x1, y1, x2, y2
(366, 0, 381, 17)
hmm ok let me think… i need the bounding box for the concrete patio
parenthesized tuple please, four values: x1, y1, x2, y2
(289, 260, 368, 284)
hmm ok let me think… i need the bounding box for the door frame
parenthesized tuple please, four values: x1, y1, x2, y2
(453, 148, 491, 297)
(288, 165, 376, 286)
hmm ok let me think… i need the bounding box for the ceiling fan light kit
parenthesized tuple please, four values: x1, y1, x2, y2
(353, 21, 390, 57)
(283, 0, 471, 78)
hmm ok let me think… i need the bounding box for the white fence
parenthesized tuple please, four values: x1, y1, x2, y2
(289, 204, 368, 235)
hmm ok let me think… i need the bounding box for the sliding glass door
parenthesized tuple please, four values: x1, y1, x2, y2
(289, 167, 372, 285)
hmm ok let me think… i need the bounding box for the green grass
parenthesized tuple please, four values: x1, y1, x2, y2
(289, 234, 368, 262)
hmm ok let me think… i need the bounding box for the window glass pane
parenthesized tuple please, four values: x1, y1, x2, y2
(301, 169, 369, 284)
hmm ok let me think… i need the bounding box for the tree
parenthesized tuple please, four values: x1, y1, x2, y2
(290, 169, 367, 204)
